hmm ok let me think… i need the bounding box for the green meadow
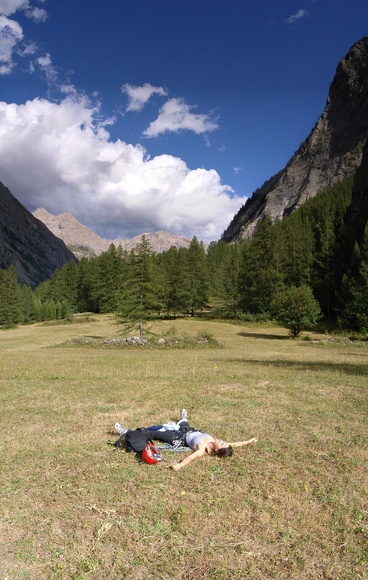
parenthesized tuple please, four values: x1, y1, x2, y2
(1, 315, 367, 579)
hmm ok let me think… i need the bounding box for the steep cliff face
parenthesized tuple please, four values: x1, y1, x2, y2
(0, 182, 77, 287)
(222, 37, 368, 241)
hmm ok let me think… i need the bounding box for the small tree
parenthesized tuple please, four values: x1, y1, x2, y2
(117, 236, 160, 337)
(271, 284, 321, 338)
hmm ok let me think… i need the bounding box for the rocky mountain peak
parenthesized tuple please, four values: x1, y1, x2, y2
(222, 36, 368, 241)
(33, 209, 195, 258)
(33, 208, 111, 258)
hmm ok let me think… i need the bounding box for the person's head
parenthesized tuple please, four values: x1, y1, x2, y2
(214, 445, 233, 458)
(211, 439, 233, 458)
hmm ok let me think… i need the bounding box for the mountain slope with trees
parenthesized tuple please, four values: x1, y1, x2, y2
(222, 37, 368, 241)
(2, 168, 367, 334)
(0, 181, 77, 288)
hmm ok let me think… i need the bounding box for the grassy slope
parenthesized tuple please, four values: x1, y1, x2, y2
(0, 315, 367, 579)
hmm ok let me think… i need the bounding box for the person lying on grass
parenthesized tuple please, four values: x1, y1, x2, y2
(114, 409, 258, 471)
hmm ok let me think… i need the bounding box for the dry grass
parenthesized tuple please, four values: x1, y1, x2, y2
(0, 315, 367, 579)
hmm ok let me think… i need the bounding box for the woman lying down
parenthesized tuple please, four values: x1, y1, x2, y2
(114, 409, 258, 471)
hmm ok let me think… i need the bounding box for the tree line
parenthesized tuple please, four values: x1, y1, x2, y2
(1, 175, 367, 334)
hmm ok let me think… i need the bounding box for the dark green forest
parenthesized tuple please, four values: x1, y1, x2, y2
(1, 176, 368, 334)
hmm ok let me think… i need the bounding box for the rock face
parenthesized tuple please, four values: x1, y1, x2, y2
(32, 208, 111, 259)
(222, 37, 368, 241)
(33, 208, 194, 258)
(116, 230, 194, 254)
(0, 182, 77, 287)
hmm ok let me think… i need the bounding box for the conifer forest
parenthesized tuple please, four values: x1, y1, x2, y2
(1, 176, 367, 334)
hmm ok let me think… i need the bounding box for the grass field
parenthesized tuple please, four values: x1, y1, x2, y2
(0, 315, 367, 579)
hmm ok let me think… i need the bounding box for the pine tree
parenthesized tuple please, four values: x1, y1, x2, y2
(186, 237, 209, 315)
(117, 236, 160, 336)
(206, 240, 228, 300)
(239, 216, 283, 314)
(218, 243, 242, 317)
(61, 260, 79, 309)
(338, 226, 368, 332)
(282, 213, 314, 287)
(76, 258, 99, 312)
(48, 269, 66, 303)
(91, 244, 128, 313)
(156, 247, 182, 317)
(306, 178, 352, 318)
(20, 284, 37, 324)
(0, 266, 23, 326)
(159, 247, 193, 316)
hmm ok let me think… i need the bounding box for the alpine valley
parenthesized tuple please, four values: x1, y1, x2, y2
(1, 37, 368, 291)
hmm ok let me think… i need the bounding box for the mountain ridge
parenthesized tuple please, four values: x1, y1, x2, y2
(32, 208, 195, 258)
(222, 36, 368, 241)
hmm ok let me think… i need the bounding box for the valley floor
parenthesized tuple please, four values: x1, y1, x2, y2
(1, 316, 367, 579)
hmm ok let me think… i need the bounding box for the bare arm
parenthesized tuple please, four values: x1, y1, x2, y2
(228, 437, 258, 448)
(170, 448, 205, 471)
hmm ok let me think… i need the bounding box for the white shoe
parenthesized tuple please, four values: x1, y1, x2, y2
(115, 422, 128, 436)
(180, 408, 188, 421)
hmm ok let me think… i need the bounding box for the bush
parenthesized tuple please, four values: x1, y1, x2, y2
(271, 285, 321, 338)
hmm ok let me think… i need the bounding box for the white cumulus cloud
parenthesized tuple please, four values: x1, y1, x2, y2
(122, 82, 168, 112)
(0, 96, 243, 242)
(144, 97, 219, 138)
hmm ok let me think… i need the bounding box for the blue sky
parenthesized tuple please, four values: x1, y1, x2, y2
(0, 0, 367, 242)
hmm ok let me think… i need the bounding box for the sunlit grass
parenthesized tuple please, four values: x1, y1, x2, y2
(0, 315, 367, 579)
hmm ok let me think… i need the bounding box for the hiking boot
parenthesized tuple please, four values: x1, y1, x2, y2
(180, 408, 188, 421)
(114, 422, 128, 437)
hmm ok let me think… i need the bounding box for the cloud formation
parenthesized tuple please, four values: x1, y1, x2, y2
(0, 14, 23, 73)
(144, 97, 219, 138)
(0, 5, 242, 242)
(0, 1, 28, 17)
(23, 3, 47, 23)
(285, 9, 309, 25)
(0, 96, 242, 242)
(122, 83, 168, 112)
(0, 0, 47, 20)
(0, 0, 47, 74)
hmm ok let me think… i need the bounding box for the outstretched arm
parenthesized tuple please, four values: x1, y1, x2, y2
(170, 448, 205, 471)
(228, 437, 258, 448)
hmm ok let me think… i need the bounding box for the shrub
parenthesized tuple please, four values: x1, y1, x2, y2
(271, 285, 321, 338)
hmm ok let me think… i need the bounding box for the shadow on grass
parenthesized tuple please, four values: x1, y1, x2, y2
(238, 331, 288, 340)
(226, 358, 368, 377)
